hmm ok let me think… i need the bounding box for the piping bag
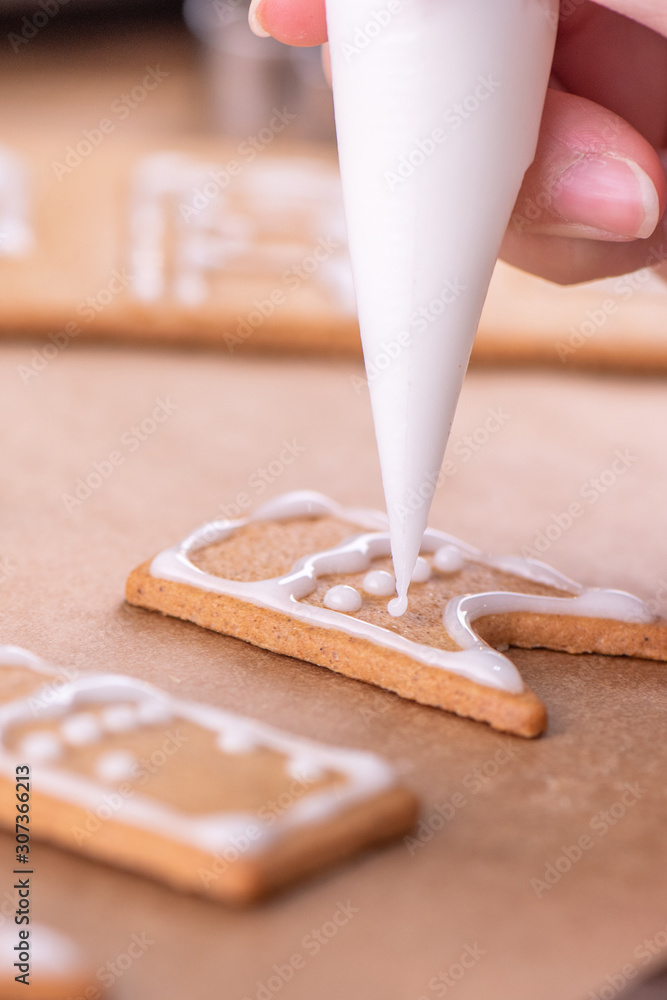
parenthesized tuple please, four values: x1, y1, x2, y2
(326, 0, 558, 615)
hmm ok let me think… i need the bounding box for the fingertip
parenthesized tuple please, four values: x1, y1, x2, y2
(250, 0, 328, 45)
(512, 90, 667, 242)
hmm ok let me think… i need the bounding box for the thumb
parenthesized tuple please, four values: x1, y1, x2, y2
(502, 89, 667, 284)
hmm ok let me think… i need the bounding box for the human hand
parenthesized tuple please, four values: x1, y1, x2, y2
(248, 0, 667, 285)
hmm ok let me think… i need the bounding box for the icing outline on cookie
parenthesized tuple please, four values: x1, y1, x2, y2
(147, 490, 655, 695)
(0, 647, 397, 856)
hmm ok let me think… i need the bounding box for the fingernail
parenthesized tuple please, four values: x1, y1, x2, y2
(551, 155, 660, 239)
(248, 0, 270, 37)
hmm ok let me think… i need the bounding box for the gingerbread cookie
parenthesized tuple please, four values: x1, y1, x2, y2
(126, 491, 667, 738)
(2, 137, 666, 368)
(0, 138, 360, 358)
(0, 646, 416, 904)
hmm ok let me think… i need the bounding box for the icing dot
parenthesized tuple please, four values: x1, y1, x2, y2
(287, 756, 325, 783)
(61, 713, 101, 747)
(19, 731, 61, 763)
(95, 749, 138, 783)
(434, 545, 465, 574)
(100, 705, 138, 733)
(362, 570, 396, 597)
(136, 700, 172, 727)
(323, 585, 362, 613)
(411, 557, 431, 583)
(217, 729, 257, 754)
(388, 594, 408, 617)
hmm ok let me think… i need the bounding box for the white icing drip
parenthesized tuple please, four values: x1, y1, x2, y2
(0, 148, 33, 258)
(61, 713, 102, 747)
(147, 492, 656, 696)
(19, 731, 61, 762)
(323, 585, 362, 613)
(411, 557, 431, 583)
(95, 749, 138, 783)
(387, 594, 408, 618)
(100, 705, 138, 733)
(362, 570, 396, 597)
(0, 923, 82, 975)
(0, 653, 396, 857)
(434, 545, 466, 574)
(129, 153, 355, 311)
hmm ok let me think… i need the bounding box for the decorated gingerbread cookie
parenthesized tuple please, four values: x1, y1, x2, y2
(0, 646, 416, 904)
(126, 491, 667, 738)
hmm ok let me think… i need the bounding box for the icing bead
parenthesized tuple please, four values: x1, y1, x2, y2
(100, 705, 138, 733)
(217, 729, 257, 754)
(136, 700, 172, 726)
(19, 730, 61, 762)
(323, 585, 362, 613)
(362, 570, 396, 596)
(434, 545, 465, 573)
(411, 557, 431, 583)
(61, 713, 101, 746)
(95, 749, 138, 783)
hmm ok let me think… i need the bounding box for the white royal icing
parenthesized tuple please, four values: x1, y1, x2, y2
(129, 152, 355, 311)
(0, 646, 56, 674)
(411, 557, 432, 584)
(147, 491, 655, 696)
(0, 923, 82, 975)
(61, 713, 102, 747)
(323, 585, 362, 613)
(95, 749, 139, 783)
(0, 646, 397, 857)
(19, 731, 62, 763)
(100, 704, 139, 733)
(362, 570, 396, 597)
(434, 545, 466, 574)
